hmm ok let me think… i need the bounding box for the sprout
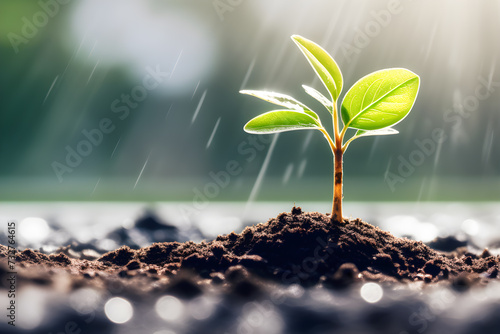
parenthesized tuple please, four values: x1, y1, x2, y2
(241, 35, 420, 222)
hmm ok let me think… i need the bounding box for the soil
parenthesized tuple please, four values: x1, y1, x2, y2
(1, 207, 498, 295)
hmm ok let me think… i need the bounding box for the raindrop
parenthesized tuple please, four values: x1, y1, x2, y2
(191, 80, 200, 99)
(367, 136, 380, 161)
(91, 178, 101, 196)
(282, 163, 294, 184)
(481, 122, 494, 165)
(104, 297, 133, 324)
(43, 75, 59, 104)
(156, 295, 184, 321)
(433, 134, 444, 169)
(87, 39, 98, 58)
(206, 117, 221, 149)
(240, 57, 256, 90)
(300, 131, 314, 153)
(165, 104, 173, 120)
(19, 217, 50, 244)
(360, 282, 383, 303)
(110, 137, 121, 158)
(134, 151, 151, 189)
(297, 159, 308, 178)
(86, 59, 100, 84)
(191, 89, 207, 124)
(170, 49, 183, 78)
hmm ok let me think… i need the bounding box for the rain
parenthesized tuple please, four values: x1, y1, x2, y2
(86, 59, 100, 84)
(205, 117, 221, 149)
(134, 151, 151, 189)
(240, 57, 257, 90)
(2, 1, 500, 333)
(282, 163, 294, 184)
(43, 75, 59, 104)
(191, 89, 207, 124)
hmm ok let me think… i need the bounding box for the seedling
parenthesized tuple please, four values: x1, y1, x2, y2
(241, 35, 420, 222)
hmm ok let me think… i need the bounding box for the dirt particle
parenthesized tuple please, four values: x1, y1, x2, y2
(210, 272, 225, 284)
(231, 279, 262, 299)
(292, 206, 302, 215)
(126, 260, 141, 270)
(452, 273, 479, 292)
(226, 265, 249, 282)
(166, 277, 202, 299)
(322, 263, 360, 290)
(99, 246, 135, 266)
(480, 249, 492, 258)
(49, 253, 71, 265)
(211, 241, 225, 258)
(423, 260, 443, 277)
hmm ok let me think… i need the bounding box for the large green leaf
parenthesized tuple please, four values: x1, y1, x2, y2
(302, 85, 333, 114)
(240, 90, 319, 120)
(244, 110, 320, 134)
(292, 35, 343, 101)
(341, 68, 419, 130)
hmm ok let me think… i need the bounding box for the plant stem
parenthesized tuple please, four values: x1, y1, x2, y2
(332, 146, 343, 222)
(331, 102, 344, 223)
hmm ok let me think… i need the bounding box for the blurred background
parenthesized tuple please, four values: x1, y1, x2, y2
(1, 0, 499, 203)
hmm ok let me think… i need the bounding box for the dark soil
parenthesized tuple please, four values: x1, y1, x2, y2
(1, 207, 499, 293)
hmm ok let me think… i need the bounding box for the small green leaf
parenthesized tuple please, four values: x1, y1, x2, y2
(355, 127, 399, 138)
(240, 90, 309, 111)
(302, 85, 333, 114)
(292, 35, 343, 101)
(341, 68, 420, 130)
(343, 128, 399, 151)
(244, 109, 320, 134)
(240, 90, 319, 120)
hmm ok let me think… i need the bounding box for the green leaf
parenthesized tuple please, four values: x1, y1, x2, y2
(302, 85, 333, 114)
(355, 127, 399, 138)
(343, 128, 399, 151)
(244, 110, 320, 134)
(240, 90, 309, 111)
(341, 68, 420, 130)
(240, 90, 319, 120)
(291, 35, 343, 101)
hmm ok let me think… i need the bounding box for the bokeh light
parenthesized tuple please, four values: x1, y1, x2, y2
(360, 282, 383, 303)
(19, 217, 50, 244)
(104, 297, 134, 324)
(155, 295, 184, 322)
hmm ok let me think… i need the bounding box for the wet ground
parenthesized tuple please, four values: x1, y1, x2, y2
(1, 202, 500, 333)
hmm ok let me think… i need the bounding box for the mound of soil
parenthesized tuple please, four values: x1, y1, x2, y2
(1, 207, 499, 293)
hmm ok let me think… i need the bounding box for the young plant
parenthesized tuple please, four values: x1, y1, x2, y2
(241, 35, 420, 222)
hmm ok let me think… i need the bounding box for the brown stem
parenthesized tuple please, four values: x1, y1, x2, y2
(332, 147, 343, 223)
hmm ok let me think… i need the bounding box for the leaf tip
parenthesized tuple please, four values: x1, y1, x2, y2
(290, 34, 305, 46)
(243, 122, 252, 133)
